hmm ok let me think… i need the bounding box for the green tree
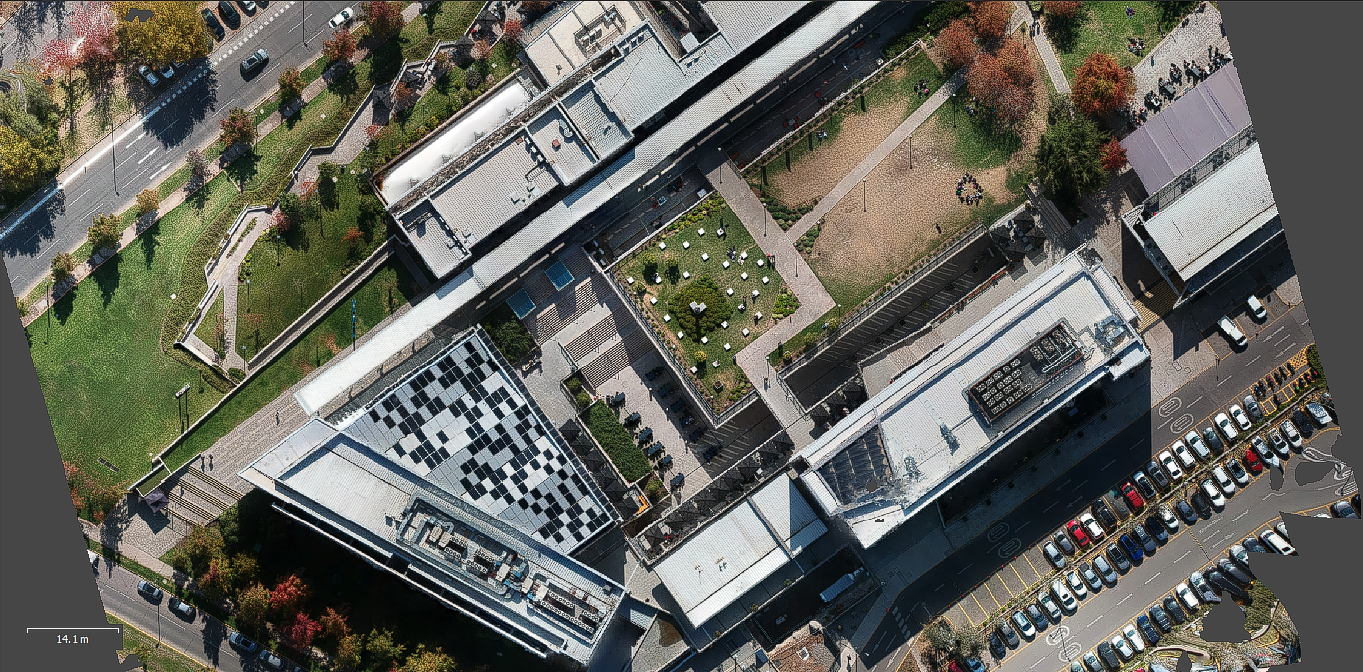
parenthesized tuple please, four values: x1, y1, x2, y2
(1034, 95, 1108, 202)
(113, 2, 211, 67)
(185, 148, 209, 188)
(364, 628, 406, 672)
(136, 188, 160, 215)
(669, 275, 734, 337)
(236, 582, 271, 633)
(490, 321, 533, 361)
(278, 67, 305, 103)
(640, 252, 659, 276)
(89, 213, 123, 252)
(51, 252, 78, 284)
(219, 107, 257, 148)
(229, 553, 259, 592)
(335, 633, 364, 671)
(402, 644, 457, 672)
(0, 125, 61, 195)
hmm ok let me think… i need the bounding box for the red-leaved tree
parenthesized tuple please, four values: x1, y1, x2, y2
(319, 606, 352, 642)
(324, 28, 358, 64)
(269, 574, 311, 620)
(1043, 1, 1081, 20)
(970, 1, 1014, 42)
(937, 18, 978, 71)
(994, 36, 1035, 89)
(1072, 52, 1136, 117)
(271, 208, 292, 233)
(219, 107, 257, 148)
(471, 38, 493, 61)
(71, 2, 118, 78)
(365, 123, 383, 141)
(281, 612, 323, 653)
(391, 81, 418, 111)
(965, 36, 1035, 123)
(361, 1, 405, 36)
(502, 17, 524, 43)
(343, 226, 364, 249)
(1100, 138, 1128, 172)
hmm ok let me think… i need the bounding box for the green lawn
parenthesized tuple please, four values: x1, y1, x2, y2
(583, 401, 651, 482)
(399, 1, 485, 60)
(931, 90, 1026, 173)
(236, 171, 388, 361)
(162, 257, 425, 474)
(193, 290, 227, 359)
(613, 198, 789, 413)
(27, 172, 244, 488)
(1048, 2, 1194, 83)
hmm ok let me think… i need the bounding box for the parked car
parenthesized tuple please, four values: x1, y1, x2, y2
(1144, 515, 1169, 544)
(1244, 447, 1264, 473)
(1148, 605, 1174, 632)
(1052, 580, 1077, 613)
(137, 64, 159, 86)
(1052, 529, 1076, 555)
(1097, 641, 1120, 671)
(1218, 316, 1247, 347)
(1171, 441, 1198, 469)
(1200, 478, 1227, 508)
(1207, 568, 1248, 599)
(1259, 529, 1296, 555)
(1093, 555, 1119, 585)
(1119, 534, 1144, 562)
(1225, 459, 1250, 487)
(1332, 499, 1360, 518)
(645, 366, 664, 380)
(158, 62, 175, 80)
(1246, 294, 1267, 319)
(1079, 561, 1102, 592)
(1175, 582, 1201, 611)
(1185, 430, 1212, 462)
(1305, 402, 1332, 427)
(1067, 520, 1091, 548)
(241, 48, 269, 74)
(1037, 592, 1062, 621)
(237, 1, 258, 14)
(1266, 429, 1290, 459)
(687, 427, 707, 443)
(1092, 499, 1118, 529)
(218, 0, 241, 27)
(329, 6, 355, 28)
(1242, 536, 1270, 555)
(1042, 542, 1066, 569)
(1214, 412, 1239, 442)
(1081, 651, 1102, 672)
(1065, 570, 1088, 599)
(1175, 499, 1199, 524)
(1145, 459, 1172, 490)
(1132, 470, 1158, 499)
(666, 399, 686, 413)
(1157, 450, 1185, 482)
(1228, 404, 1252, 430)
(658, 382, 677, 398)
(1110, 634, 1136, 661)
(1209, 466, 1237, 496)
(136, 579, 163, 601)
(988, 631, 1006, 659)
(169, 597, 195, 619)
(228, 631, 259, 653)
(1243, 395, 1264, 421)
(1025, 604, 1048, 631)
(1011, 610, 1037, 639)
(1202, 426, 1226, 454)
(1274, 521, 1292, 543)
(202, 8, 226, 39)
(1106, 543, 1131, 572)
(1159, 504, 1180, 532)
(998, 620, 1020, 647)
(1189, 571, 1220, 604)
(702, 445, 722, 464)
(1279, 419, 1303, 448)
(1121, 482, 1145, 510)
(259, 649, 285, 670)
(1217, 558, 1253, 585)
(1132, 524, 1158, 554)
(1079, 513, 1105, 541)
(1189, 489, 1214, 518)
(1163, 596, 1188, 624)
(1251, 435, 1280, 469)
(1137, 614, 1162, 644)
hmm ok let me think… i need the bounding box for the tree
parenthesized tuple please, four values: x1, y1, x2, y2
(229, 553, 259, 591)
(1099, 138, 1128, 172)
(694, 350, 708, 365)
(464, 69, 483, 89)
(668, 275, 734, 337)
(335, 633, 364, 671)
(64, 460, 84, 511)
(1034, 96, 1108, 202)
(185, 149, 209, 187)
(270, 208, 292, 234)
(966, 36, 1035, 123)
(324, 28, 358, 64)
(89, 213, 123, 252)
(640, 252, 659, 276)
(924, 619, 954, 662)
(269, 574, 311, 619)
(1043, 1, 1081, 19)
(391, 81, 419, 111)
(71, 3, 119, 80)
(319, 606, 351, 642)
(432, 51, 452, 76)
(51, 252, 78, 283)
(112, 1, 212, 67)
(969, 1, 1013, 41)
(937, 18, 978, 71)
(402, 644, 457, 672)
(198, 556, 236, 601)
(236, 582, 271, 632)
(490, 321, 533, 361)
(84, 475, 124, 524)
(343, 226, 364, 249)
(0, 125, 61, 195)
(281, 611, 323, 653)
(1071, 51, 1136, 117)
(136, 188, 160, 215)
(471, 38, 493, 61)
(502, 17, 524, 43)
(365, 124, 383, 142)
(38, 38, 81, 96)
(168, 523, 225, 576)
(219, 107, 257, 148)
(278, 67, 305, 103)
(364, 628, 406, 672)
(361, 1, 405, 36)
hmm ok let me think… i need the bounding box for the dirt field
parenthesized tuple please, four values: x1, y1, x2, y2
(763, 53, 944, 210)
(806, 35, 1053, 309)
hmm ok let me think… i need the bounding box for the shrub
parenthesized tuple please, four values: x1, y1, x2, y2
(583, 402, 650, 481)
(185, 149, 209, 186)
(51, 252, 77, 283)
(645, 478, 665, 502)
(502, 17, 524, 43)
(565, 376, 583, 394)
(88, 213, 123, 252)
(471, 38, 492, 61)
(640, 252, 659, 275)
(228, 367, 246, 381)
(485, 318, 533, 361)
(574, 390, 591, 408)
(880, 1, 969, 59)
(694, 350, 708, 365)
(465, 68, 483, 89)
(669, 275, 734, 337)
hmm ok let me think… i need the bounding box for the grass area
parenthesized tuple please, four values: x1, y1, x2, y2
(934, 91, 1026, 173)
(193, 290, 227, 359)
(879, 1, 971, 60)
(236, 172, 388, 361)
(106, 614, 211, 672)
(1048, 2, 1195, 83)
(161, 258, 425, 474)
(399, 1, 484, 60)
(613, 197, 784, 413)
(583, 401, 651, 482)
(26, 172, 243, 488)
(1244, 581, 1278, 630)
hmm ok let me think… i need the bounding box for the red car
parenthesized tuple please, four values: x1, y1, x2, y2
(1066, 520, 1090, 548)
(1244, 448, 1264, 473)
(1121, 482, 1145, 510)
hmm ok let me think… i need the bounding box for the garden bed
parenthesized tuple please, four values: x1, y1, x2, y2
(581, 401, 651, 483)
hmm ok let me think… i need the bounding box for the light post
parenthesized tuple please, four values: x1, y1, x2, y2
(909, 134, 913, 169)
(302, 0, 307, 47)
(862, 178, 867, 212)
(718, 147, 723, 183)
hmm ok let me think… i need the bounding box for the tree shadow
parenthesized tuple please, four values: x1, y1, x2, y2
(1158, 2, 1198, 32)
(1045, 14, 1081, 54)
(91, 252, 121, 307)
(52, 282, 78, 324)
(225, 149, 260, 187)
(138, 218, 162, 268)
(200, 616, 226, 668)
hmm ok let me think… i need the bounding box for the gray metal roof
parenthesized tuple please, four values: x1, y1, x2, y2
(528, 104, 599, 183)
(702, 2, 806, 50)
(398, 200, 471, 279)
(593, 22, 736, 129)
(1140, 142, 1275, 281)
(1121, 62, 1251, 194)
(562, 82, 631, 158)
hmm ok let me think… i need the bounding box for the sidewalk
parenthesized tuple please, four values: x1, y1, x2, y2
(1018, 1, 1072, 94)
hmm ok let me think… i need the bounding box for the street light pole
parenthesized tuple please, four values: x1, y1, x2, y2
(862, 178, 867, 212)
(302, 0, 307, 47)
(909, 134, 913, 169)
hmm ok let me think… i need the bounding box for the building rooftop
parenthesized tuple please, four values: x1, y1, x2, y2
(1121, 63, 1251, 194)
(522, 1, 646, 88)
(339, 330, 613, 555)
(653, 476, 826, 629)
(561, 80, 631, 158)
(241, 418, 625, 664)
(528, 104, 599, 183)
(796, 253, 1148, 548)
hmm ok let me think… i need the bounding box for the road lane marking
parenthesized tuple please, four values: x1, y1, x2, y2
(136, 148, 157, 165)
(1176, 550, 1191, 562)
(1086, 616, 1102, 628)
(957, 562, 975, 575)
(1247, 355, 1261, 366)
(935, 584, 944, 592)
(1117, 594, 1131, 606)
(1144, 572, 1161, 585)
(1102, 459, 1116, 471)
(1043, 501, 1058, 513)
(1190, 396, 1203, 407)
(1072, 480, 1088, 492)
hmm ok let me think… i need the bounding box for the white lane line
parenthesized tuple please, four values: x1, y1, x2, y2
(1217, 377, 1232, 387)
(1176, 550, 1191, 563)
(1043, 501, 1058, 513)
(136, 148, 157, 165)
(1086, 616, 1102, 628)
(1017, 521, 1031, 532)
(1072, 479, 1088, 492)
(1247, 355, 1262, 366)
(1102, 459, 1116, 471)
(1117, 594, 1132, 606)
(935, 584, 945, 592)
(125, 132, 147, 149)
(70, 188, 92, 203)
(1144, 572, 1162, 585)
(957, 563, 975, 575)
(148, 161, 172, 180)
(1190, 396, 1203, 407)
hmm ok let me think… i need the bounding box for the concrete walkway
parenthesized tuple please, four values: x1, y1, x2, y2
(1019, 1, 1072, 94)
(785, 4, 1032, 242)
(704, 154, 829, 441)
(218, 210, 273, 371)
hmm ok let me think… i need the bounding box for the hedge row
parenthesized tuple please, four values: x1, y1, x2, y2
(583, 401, 650, 482)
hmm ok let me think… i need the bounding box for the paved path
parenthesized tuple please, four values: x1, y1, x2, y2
(785, 4, 1032, 242)
(704, 154, 828, 441)
(1019, 1, 1072, 94)
(218, 210, 272, 371)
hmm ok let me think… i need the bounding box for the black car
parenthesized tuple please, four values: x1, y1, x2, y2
(1148, 605, 1173, 632)
(608, 391, 626, 407)
(1137, 614, 1162, 644)
(1052, 530, 1076, 555)
(687, 427, 707, 443)
(1106, 543, 1131, 572)
(1093, 499, 1118, 529)
(218, 0, 241, 26)
(1217, 559, 1253, 585)
(1202, 426, 1226, 453)
(1145, 460, 1172, 491)
(202, 8, 226, 39)
(1144, 516, 1169, 544)
(998, 622, 1020, 647)
(702, 445, 721, 463)
(988, 631, 1006, 659)
(1189, 491, 1213, 518)
(1175, 500, 1198, 525)
(645, 366, 664, 380)
(1132, 471, 1158, 500)
(1163, 597, 1187, 624)
(1207, 568, 1250, 599)
(1097, 642, 1120, 671)
(658, 382, 677, 398)
(667, 399, 685, 414)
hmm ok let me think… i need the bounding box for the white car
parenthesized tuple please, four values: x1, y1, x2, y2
(1218, 316, 1247, 347)
(1260, 530, 1297, 555)
(1011, 610, 1037, 639)
(1079, 512, 1105, 540)
(1052, 580, 1077, 613)
(1246, 295, 1267, 320)
(329, 6, 355, 28)
(1211, 466, 1237, 496)
(1279, 419, 1303, 448)
(1228, 404, 1252, 430)
(1171, 441, 1198, 469)
(1066, 570, 1088, 598)
(1110, 634, 1136, 661)
(1251, 435, 1281, 469)
(1175, 582, 1201, 611)
(1037, 592, 1062, 621)
(1185, 431, 1212, 461)
(1200, 478, 1227, 508)
(138, 64, 160, 86)
(1214, 412, 1239, 442)
(1157, 450, 1184, 482)
(1121, 623, 1146, 653)
(1159, 504, 1180, 531)
(1267, 429, 1290, 459)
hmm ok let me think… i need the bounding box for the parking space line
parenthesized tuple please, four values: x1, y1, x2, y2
(982, 583, 1004, 610)
(1021, 552, 1042, 576)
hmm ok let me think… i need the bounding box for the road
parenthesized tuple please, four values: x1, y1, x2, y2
(855, 301, 1318, 672)
(2, 0, 354, 298)
(94, 555, 303, 672)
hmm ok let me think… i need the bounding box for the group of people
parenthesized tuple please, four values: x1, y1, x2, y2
(1128, 36, 1147, 56)
(957, 174, 983, 205)
(914, 78, 932, 99)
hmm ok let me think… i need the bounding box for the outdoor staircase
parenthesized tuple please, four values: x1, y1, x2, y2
(162, 466, 245, 527)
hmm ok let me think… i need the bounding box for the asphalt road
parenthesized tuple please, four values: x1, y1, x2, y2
(2, 0, 354, 297)
(95, 556, 302, 672)
(856, 301, 1318, 672)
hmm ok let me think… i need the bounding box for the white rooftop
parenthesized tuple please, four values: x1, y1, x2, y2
(528, 105, 598, 183)
(797, 253, 1148, 548)
(523, 1, 646, 87)
(1140, 142, 1276, 282)
(653, 476, 826, 629)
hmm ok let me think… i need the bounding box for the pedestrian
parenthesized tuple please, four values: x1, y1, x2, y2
(958, 193, 964, 204)
(936, 224, 942, 234)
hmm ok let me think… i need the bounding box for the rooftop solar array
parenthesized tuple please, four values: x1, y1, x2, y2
(345, 333, 610, 554)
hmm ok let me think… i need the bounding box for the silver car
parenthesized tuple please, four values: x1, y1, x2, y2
(1211, 466, 1237, 496)
(1052, 579, 1078, 613)
(1185, 431, 1211, 461)
(1228, 404, 1252, 430)
(1251, 435, 1280, 469)
(1121, 623, 1146, 654)
(1267, 429, 1290, 459)
(1214, 412, 1239, 441)
(1037, 592, 1063, 621)
(1305, 402, 1331, 427)
(1066, 570, 1088, 598)
(1279, 419, 1303, 448)
(1110, 634, 1136, 660)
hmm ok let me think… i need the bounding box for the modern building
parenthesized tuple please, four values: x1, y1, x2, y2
(1119, 63, 1282, 307)
(241, 328, 622, 664)
(792, 252, 1149, 549)
(521, 1, 649, 88)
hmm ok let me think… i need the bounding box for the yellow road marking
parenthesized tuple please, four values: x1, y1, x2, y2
(983, 582, 1004, 610)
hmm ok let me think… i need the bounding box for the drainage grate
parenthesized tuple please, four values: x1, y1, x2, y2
(98, 457, 120, 473)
